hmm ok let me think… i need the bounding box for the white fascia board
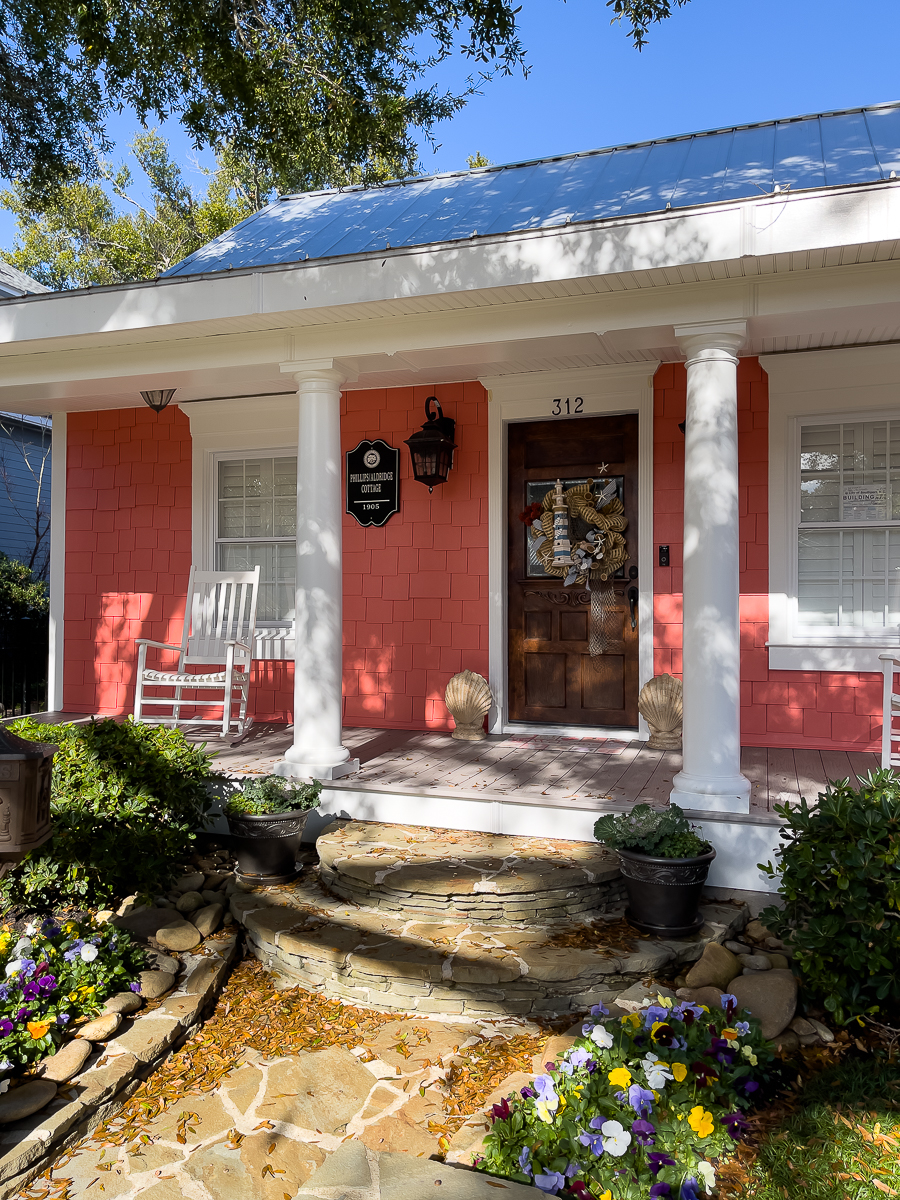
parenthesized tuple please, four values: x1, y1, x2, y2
(0, 181, 897, 349)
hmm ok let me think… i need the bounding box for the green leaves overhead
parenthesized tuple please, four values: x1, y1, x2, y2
(0, 0, 527, 192)
(605, 0, 692, 48)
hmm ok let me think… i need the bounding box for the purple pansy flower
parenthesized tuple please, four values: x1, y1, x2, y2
(722, 1111, 750, 1140)
(631, 1118, 656, 1146)
(579, 1128, 605, 1156)
(642, 1004, 670, 1029)
(735, 1020, 750, 1036)
(680, 1180, 701, 1200)
(568, 1048, 592, 1070)
(650, 1185, 672, 1198)
(63, 941, 85, 963)
(37, 975, 56, 993)
(720, 993, 738, 1017)
(743, 1079, 760, 1095)
(56, 1014, 71, 1025)
(130, 981, 142, 994)
(518, 1146, 532, 1176)
(590, 1002, 609, 1017)
(490, 1097, 511, 1122)
(21, 981, 40, 1002)
(626, 1083, 655, 1117)
(0, 1020, 12, 1038)
(648, 1152, 676, 1177)
(15, 1008, 31, 1022)
(520, 1085, 536, 1099)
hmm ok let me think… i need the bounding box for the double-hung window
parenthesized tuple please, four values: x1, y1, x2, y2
(215, 456, 297, 627)
(797, 419, 900, 634)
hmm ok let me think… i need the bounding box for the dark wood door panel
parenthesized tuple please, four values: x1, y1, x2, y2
(508, 414, 639, 727)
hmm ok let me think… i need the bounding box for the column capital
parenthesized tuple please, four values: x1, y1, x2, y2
(279, 358, 358, 389)
(674, 320, 747, 365)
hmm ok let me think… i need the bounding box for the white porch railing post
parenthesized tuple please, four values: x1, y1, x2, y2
(670, 321, 751, 815)
(275, 360, 358, 780)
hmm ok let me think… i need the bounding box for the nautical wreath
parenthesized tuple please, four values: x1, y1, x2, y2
(520, 470, 627, 655)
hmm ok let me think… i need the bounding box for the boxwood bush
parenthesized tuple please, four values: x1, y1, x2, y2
(1, 717, 212, 910)
(760, 768, 900, 1025)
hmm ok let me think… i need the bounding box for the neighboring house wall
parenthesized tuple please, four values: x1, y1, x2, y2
(63, 383, 490, 730)
(652, 360, 881, 752)
(0, 413, 51, 574)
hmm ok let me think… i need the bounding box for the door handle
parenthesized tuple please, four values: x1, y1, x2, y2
(627, 586, 639, 631)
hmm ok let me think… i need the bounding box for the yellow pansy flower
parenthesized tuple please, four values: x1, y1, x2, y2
(535, 1101, 554, 1124)
(79, 985, 95, 995)
(656, 994, 674, 1009)
(608, 1067, 632, 1089)
(599, 1192, 613, 1200)
(688, 1105, 715, 1138)
(68, 991, 79, 1002)
(621, 1012, 641, 1031)
(721, 1027, 739, 1041)
(671, 1062, 688, 1083)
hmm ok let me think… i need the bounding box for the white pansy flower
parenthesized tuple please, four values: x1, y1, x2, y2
(4, 960, 21, 978)
(697, 1161, 716, 1189)
(642, 1053, 673, 1089)
(80, 944, 99, 963)
(600, 1120, 632, 1157)
(589, 1024, 614, 1049)
(24, 923, 37, 937)
(12, 938, 31, 956)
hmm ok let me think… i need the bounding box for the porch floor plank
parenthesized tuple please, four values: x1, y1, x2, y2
(793, 748, 828, 806)
(847, 750, 881, 782)
(571, 741, 646, 798)
(819, 749, 855, 785)
(632, 750, 682, 807)
(765, 748, 801, 808)
(607, 746, 666, 803)
(741, 747, 769, 812)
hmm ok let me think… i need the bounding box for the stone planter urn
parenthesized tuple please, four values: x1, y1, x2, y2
(226, 809, 313, 884)
(617, 845, 716, 937)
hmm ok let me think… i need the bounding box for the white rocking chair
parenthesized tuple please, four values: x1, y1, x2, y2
(879, 651, 900, 769)
(134, 566, 261, 738)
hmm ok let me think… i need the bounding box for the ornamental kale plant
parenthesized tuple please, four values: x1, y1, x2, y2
(0, 917, 146, 1076)
(225, 775, 322, 817)
(477, 993, 773, 1199)
(759, 769, 900, 1025)
(594, 804, 711, 860)
(1, 717, 213, 909)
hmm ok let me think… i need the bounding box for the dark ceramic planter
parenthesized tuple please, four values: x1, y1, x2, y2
(617, 845, 716, 937)
(226, 808, 314, 884)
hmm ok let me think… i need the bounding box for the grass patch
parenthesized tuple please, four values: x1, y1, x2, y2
(721, 1054, 900, 1198)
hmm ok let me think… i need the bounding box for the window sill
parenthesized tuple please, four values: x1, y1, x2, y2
(767, 642, 897, 672)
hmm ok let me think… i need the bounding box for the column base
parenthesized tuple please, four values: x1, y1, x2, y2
(670, 768, 750, 815)
(273, 758, 360, 782)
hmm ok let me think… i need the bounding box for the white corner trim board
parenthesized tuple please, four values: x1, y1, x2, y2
(47, 411, 66, 711)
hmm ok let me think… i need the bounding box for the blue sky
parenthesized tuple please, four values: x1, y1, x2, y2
(2, 0, 900, 252)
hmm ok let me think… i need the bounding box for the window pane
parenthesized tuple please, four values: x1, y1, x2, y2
(217, 457, 297, 538)
(216, 542, 296, 623)
(800, 424, 840, 523)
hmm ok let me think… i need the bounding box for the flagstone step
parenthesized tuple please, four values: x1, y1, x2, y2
(230, 871, 748, 1021)
(316, 820, 626, 922)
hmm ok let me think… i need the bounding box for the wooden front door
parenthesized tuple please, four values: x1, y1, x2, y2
(508, 414, 639, 727)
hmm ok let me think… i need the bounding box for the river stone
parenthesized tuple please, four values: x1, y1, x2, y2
(684, 942, 741, 990)
(103, 991, 143, 1015)
(0, 1079, 57, 1122)
(809, 1017, 835, 1044)
(114, 906, 182, 941)
(38, 1038, 92, 1082)
(766, 952, 790, 970)
(789, 1017, 820, 1045)
(201, 889, 222, 905)
(175, 890, 205, 913)
(175, 872, 206, 893)
(725, 940, 753, 956)
(78, 1012, 122, 1042)
(675, 985, 725, 1010)
(191, 903, 223, 938)
(740, 954, 772, 972)
(156, 920, 202, 951)
(730, 968, 798, 1039)
(744, 919, 771, 944)
(137, 970, 176, 999)
(146, 951, 180, 974)
(94, 909, 115, 925)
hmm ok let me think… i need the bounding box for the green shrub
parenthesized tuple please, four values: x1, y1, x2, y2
(0, 915, 146, 1074)
(0, 717, 213, 910)
(476, 992, 773, 1198)
(759, 768, 900, 1025)
(225, 774, 322, 817)
(594, 803, 711, 860)
(0, 553, 48, 619)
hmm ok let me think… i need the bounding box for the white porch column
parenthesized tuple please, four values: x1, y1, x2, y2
(670, 322, 750, 815)
(275, 361, 358, 781)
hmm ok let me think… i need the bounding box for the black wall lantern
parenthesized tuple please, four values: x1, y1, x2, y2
(405, 396, 457, 493)
(140, 388, 177, 414)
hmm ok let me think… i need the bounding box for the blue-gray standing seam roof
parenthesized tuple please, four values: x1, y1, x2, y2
(163, 102, 900, 278)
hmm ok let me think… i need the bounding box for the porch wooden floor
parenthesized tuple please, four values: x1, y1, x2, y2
(205, 725, 881, 815)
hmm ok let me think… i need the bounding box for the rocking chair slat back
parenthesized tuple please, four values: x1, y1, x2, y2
(183, 569, 260, 664)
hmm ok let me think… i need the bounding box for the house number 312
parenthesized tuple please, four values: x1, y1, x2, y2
(551, 397, 584, 415)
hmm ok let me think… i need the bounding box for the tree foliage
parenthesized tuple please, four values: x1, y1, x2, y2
(0, 551, 48, 618)
(0, 0, 529, 193)
(605, 0, 692, 48)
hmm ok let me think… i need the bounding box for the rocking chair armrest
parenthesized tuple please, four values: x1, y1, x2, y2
(223, 639, 252, 653)
(879, 652, 900, 663)
(135, 639, 183, 653)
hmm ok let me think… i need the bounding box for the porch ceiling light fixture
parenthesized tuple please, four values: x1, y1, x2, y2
(140, 388, 177, 414)
(404, 396, 457, 493)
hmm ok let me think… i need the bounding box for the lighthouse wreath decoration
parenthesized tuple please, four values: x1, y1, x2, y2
(524, 468, 628, 655)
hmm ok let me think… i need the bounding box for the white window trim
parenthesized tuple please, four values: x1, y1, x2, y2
(183, 394, 299, 660)
(764, 346, 900, 672)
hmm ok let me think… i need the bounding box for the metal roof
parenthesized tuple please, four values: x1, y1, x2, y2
(163, 102, 900, 278)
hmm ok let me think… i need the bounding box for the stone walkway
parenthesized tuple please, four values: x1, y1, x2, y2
(15, 967, 544, 1200)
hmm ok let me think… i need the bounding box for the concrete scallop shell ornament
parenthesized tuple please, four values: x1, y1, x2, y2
(637, 673, 683, 750)
(444, 670, 493, 741)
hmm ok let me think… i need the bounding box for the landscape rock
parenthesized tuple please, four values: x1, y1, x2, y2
(146, 951, 179, 974)
(191, 903, 223, 938)
(684, 942, 741, 990)
(770, 1028, 800, 1053)
(675, 985, 725, 1009)
(765, 936, 786, 950)
(613, 982, 677, 1012)
(766, 953, 790, 970)
(137, 969, 176, 999)
(94, 910, 115, 924)
(740, 954, 772, 972)
(113, 906, 182, 941)
(730, 968, 798, 1039)
(788, 1017, 820, 1045)
(37, 1038, 92, 1082)
(174, 872, 206, 893)
(78, 1012, 122, 1042)
(103, 991, 143, 1016)
(200, 889, 222, 905)
(116, 895, 139, 917)
(0, 1079, 57, 1122)
(156, 921, 203, 951)
(532, 1034, 578, 1074)
(725, 940, 753, 956)
(744, 919, 771, 944)
(808, 1017, 835, 1044)
(175, 890, 205, 913)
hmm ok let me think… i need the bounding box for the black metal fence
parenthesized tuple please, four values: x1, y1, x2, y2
(0, 617, 49, 717)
